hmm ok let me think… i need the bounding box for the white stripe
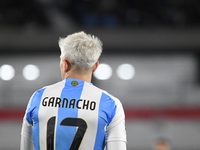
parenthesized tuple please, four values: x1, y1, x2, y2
(78, 82, 102, 150)
(38, 81, 65, 150)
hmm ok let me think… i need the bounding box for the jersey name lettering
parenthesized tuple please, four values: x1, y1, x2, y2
(42, 97, 96, 111)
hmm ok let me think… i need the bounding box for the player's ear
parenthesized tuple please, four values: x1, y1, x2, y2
(64, 59, 71, 72)
(92, 61, 99, 73)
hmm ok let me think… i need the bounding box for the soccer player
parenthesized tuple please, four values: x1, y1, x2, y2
(20, 31, 127, 150)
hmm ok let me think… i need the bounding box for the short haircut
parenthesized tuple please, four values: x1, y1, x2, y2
(59, 31, 103, 70)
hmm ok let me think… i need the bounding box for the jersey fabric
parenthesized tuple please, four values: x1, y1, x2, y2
(24, 78, 126, 150)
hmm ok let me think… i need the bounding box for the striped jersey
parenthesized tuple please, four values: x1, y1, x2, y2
(25, 78, 126, 150)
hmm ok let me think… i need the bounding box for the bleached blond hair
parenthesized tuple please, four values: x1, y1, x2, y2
(59, 31, 102, 70)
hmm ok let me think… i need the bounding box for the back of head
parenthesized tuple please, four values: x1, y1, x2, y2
(59, 31, 103, 71)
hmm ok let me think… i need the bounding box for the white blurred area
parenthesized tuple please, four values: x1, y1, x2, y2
(0, 54, 199, 107)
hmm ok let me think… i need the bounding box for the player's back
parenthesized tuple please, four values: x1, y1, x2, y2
(26, 78, 117, 150)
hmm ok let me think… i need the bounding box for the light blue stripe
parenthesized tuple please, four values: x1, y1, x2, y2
(94, 93, 117, 150)
(26, 88, 46, 150)
(55, 79, 84, 150)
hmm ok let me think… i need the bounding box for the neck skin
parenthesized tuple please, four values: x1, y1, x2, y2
(63, 69, 93, 82)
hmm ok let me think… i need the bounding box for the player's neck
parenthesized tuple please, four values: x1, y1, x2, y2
(64, 71, 92, 82)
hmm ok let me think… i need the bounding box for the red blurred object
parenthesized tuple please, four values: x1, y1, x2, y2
(0, 106, 200, 121)
(0, 108, 25, 121)
(124, 106, 200, 120)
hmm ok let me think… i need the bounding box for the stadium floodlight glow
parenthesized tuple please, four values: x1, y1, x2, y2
(116, 64, 135, 80)
(93, 63, 112, 80)
(0, 64, 15, 80)
(23, 64, 40, 80)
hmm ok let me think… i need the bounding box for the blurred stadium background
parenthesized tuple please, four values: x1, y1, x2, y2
(0, 0, 200, 150)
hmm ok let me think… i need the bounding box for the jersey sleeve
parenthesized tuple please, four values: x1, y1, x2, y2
(25, 93, 36, 125)
(25, 88, 46, 125)
(20, 115, 34, 150)
(105, 99, 127, 143)
(21, 88, 46, 150)
(106, 141, 127, 150)
(20, 90, 40, 150)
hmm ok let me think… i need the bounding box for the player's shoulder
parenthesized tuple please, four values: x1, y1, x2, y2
(44, 80, 65, 89)
(91, 83, 121, 104)
(27, 80, 65, 107)
(33, 80, 65, 95)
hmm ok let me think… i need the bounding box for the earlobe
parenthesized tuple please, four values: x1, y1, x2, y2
(92, 61, 99, 73)
(64, 60, 71, 72)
